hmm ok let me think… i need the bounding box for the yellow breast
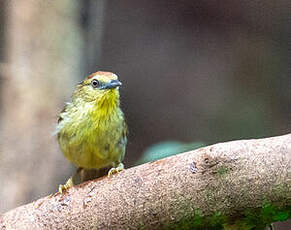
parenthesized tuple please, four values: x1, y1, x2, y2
(57, 90, 126, 169)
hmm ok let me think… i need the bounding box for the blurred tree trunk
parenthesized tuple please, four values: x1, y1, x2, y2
(0, 0, 83, 212)
(80, 0, 107, 73)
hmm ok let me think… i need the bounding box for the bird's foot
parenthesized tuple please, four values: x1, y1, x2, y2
(58, 177, 74, 193)
(108, 163, 124, 176)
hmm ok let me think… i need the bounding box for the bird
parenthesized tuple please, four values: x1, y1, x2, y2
(55, 71, 127, 192)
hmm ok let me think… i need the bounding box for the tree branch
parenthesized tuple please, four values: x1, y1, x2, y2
(1, 134, 291, 229)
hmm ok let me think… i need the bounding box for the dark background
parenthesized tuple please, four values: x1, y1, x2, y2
(0, 0, 290, 228)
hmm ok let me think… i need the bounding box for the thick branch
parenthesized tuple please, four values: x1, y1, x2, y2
(1, 134, 291, 229)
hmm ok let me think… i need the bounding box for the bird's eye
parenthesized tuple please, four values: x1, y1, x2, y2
(91, 79, 100, 88)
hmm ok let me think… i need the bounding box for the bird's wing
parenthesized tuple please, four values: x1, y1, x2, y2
(57, 102, 71, 123)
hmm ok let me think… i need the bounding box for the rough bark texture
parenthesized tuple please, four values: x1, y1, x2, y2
(1, 134, 290, 229)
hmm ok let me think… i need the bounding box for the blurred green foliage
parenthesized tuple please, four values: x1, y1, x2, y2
(137, 141, 205, 165)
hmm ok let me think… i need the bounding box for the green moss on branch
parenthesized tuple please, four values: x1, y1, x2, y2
(165, 204, 291, 230)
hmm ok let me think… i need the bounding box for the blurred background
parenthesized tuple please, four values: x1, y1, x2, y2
(0, 0, 290, 228)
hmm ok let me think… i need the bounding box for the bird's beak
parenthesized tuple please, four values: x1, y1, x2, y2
(100, 80, 122, 90)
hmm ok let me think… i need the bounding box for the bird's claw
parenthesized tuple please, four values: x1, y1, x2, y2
(58, 177, 74, 193)
(108, 163, 124, 176)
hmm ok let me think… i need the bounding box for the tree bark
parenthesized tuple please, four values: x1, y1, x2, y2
(1, 134, 290, 229)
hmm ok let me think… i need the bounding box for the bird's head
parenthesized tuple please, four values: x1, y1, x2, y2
(73, 71, 122, 104)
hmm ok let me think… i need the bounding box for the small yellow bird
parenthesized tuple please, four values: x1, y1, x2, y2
(56, 71, 127, 192)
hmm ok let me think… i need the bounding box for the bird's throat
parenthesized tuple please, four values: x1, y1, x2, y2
(94, 90, 120, 117)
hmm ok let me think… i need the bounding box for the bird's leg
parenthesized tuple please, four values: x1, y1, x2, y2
(79, 168, 105, 183)
(58, 167, 82, 193)
(108, 162, 124, 176)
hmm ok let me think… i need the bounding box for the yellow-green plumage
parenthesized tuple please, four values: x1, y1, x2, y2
(56, 71, 127, 183)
